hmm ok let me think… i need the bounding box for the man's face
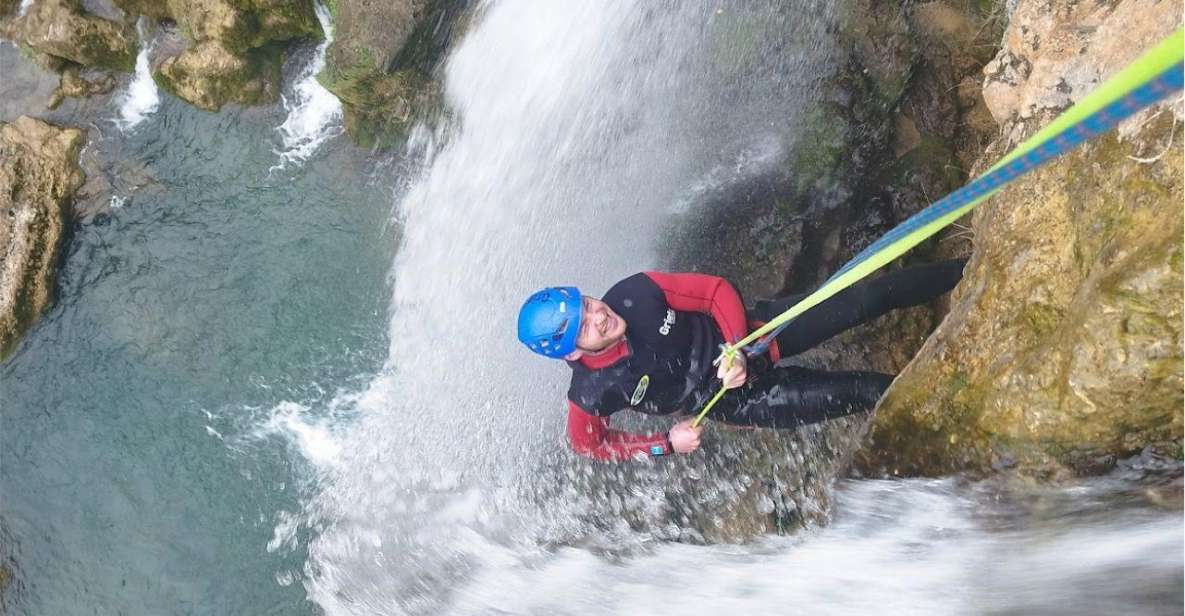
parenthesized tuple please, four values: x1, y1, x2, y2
(572, 296, 627, 354)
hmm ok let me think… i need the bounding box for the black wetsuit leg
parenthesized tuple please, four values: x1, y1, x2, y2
(712, 366, 893, 428)
(753, 258, 967, 356)
(712, 259, 966, 428)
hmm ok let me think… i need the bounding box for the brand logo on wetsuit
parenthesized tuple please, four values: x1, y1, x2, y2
(630, 374, 650, 405)
(659, 309, 676, 335)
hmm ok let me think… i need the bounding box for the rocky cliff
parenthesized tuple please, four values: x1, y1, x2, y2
(317, 0, 468, 148)
(0, 0, 136, 108)
(859, 0, 1183, 479)
(0, 116, 85, 360)
(0, 0, 325, 111)
(116, 0, 323, 111)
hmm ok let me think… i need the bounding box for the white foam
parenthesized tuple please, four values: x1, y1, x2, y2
(252, 401, 345, 469)
(114, 19, 160, 131)
(273, 1, 343, 169)
(17, 0, 31, 17)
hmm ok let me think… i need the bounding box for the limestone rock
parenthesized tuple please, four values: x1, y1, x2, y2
(859, 0, 1184, 478)
(0, 116, 86, 361)
(2, 0, 137, 71)
(112, 0, 321, 111)
(155, 40, 281, 111)
(981, 0, 1182, 146)
(47, 65, 117, 109)
(319, 0, 467, 148)
(109, 0, 171, 21)
(157, 0, 320, 54)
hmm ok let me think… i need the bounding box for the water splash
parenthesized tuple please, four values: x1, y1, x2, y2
(273, 1, 343, 169)
(262, 401, 344, 469)
(17, 0, 31, 17)
(443, 479, 1185, 615)
(113, 19, 160, 131)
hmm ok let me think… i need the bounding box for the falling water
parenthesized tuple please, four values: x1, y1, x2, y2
(273, 1, 343, 169)
(113, 18, 160, 131)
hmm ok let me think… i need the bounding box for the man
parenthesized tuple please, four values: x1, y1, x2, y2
(517, 260, 965, 461)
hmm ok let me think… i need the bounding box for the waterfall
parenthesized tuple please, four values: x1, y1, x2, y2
(273, 1, 343, 169)
(113, 18, 160, 131)
(286, 2, 838, 613)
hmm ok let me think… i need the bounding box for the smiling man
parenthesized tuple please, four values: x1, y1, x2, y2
(518, 261, 965, 461)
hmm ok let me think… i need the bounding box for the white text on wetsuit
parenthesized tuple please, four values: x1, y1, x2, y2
(659, 309, 676, 335)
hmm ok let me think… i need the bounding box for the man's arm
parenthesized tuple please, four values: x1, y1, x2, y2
(643, 271, 747, 344)
(567, 401, 671, 461)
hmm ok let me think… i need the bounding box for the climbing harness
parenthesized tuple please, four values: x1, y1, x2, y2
(692, 28, 1184, 428)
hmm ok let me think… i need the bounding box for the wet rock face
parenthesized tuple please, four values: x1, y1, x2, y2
(319, 0, 467, 148)
(860, 0, 1183, 479)
(646, 0, 1002, 542)
(0, 116, 86, 361)
(666, 0, 1000, 305)
(545, 414, 869, 545)
(112, 0, 322, 111)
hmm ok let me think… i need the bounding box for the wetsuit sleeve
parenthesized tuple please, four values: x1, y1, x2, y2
(567, 401, 671, 461)
(644, 271, 748, 344)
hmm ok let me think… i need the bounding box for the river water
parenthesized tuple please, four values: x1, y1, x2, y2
(1, 2, 1181, 615)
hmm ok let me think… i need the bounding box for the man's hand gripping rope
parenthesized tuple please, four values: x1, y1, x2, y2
(691, 344, 746, 428)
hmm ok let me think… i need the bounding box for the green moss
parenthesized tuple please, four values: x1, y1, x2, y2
(77, 31, 137, 72)
(319, 47, 435, 149)
(316, 47, 378, 102)
(150, 64, 179, 98)
(836, 0, 917, 110)
(1020, 302, 1064, 338)
(788, 106, 850, 193)
(153, 41, 284, 111)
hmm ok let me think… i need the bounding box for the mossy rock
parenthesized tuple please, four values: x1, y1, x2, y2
(836, 0, 917, 111)
(169, 0, 321, 54)
(113, 0, 321, 112)
(6, 0, 138, 72)
(0, 117, 86, 362)
(319, 59, 437, 149)
(858, 115, 1184, 479)
(320, 0, 468, 148)
(154, 40, 284, 111)
(110, 0, 171, 21)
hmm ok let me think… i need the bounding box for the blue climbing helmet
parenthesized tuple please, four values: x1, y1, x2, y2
(517, 286, 582, 358)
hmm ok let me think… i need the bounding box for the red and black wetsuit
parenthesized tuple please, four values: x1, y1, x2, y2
(565, 260, 966, 461)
